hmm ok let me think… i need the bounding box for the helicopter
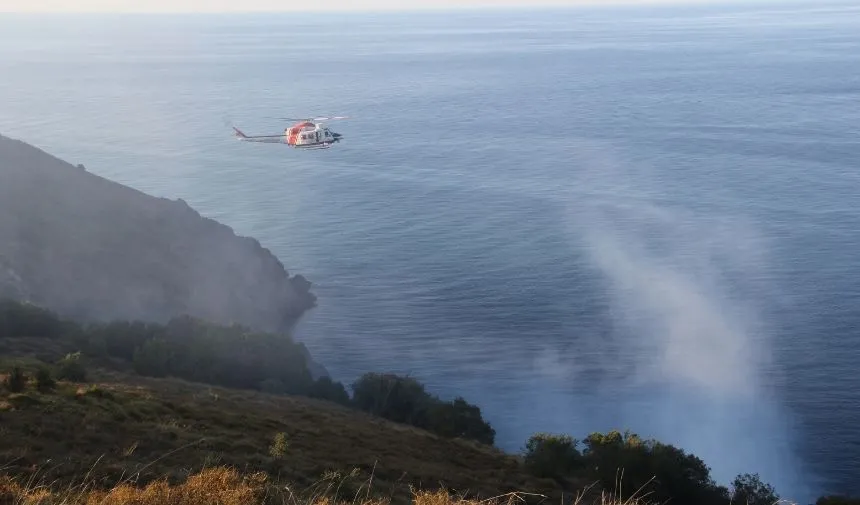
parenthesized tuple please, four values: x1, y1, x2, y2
(231, 116, 348, 150)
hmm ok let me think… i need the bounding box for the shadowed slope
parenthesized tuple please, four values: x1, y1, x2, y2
(0, 133, 315, 333)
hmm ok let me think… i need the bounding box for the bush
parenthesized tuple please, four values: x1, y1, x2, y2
(35, 366, 56, 392)
(522, 433, 581, 479)
(428, 397, 496, 445)
(2, 366, 27, 392)
(578, 430, 729, 505)
(269, 432, 289, 459)
(352, 373, 432, 426)
(308, 376, 351, 406)
(351, 373, 495, 445)
(731, 473, 779, 505)
(56, 352, 87, 382)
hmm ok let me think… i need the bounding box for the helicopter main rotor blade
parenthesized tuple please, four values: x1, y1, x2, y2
(272, 116, 350, 122)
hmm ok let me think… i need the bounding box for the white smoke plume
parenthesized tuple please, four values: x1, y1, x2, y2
(551, 140, 816, 503)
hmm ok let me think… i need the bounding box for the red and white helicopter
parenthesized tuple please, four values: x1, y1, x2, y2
(232, 116, 348, 150)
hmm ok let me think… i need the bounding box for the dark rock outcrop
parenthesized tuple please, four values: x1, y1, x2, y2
(0, 133, 327, 375)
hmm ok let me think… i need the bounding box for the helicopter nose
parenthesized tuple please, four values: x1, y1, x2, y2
(332, 132, 343, 141)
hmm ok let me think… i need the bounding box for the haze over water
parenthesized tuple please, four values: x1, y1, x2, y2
(2, 2, 859, 502)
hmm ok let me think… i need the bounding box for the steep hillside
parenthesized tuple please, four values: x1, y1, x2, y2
(0, 300, 568, 504)
(0, 356, 565, 505)
(0, 133, 315, 334)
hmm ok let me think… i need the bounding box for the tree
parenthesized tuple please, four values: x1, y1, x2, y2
(2, 366, 27, 393)
(95, 320, 161, 361)
(429, 397, 496, 445)
(351, 373, 433, 427)
(56, 352, 87, 382)
(351, 373, 495, 445)
(308, 376, 351, 406)
(132, 338, 173, 378)
(35, 366, 56, 392)
(523, 433, 581, 479)
(580, 430, 729, 505)
(731, 473, 779, 505)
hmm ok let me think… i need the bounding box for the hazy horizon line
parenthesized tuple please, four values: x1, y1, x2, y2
(0, 0, 817, 15)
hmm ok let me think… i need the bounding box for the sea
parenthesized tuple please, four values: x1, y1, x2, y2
(1, 2, 859, 502)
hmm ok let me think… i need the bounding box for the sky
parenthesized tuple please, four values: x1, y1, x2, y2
(0, 0, 749, 13)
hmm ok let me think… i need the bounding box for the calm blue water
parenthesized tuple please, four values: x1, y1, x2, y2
(2, 3, 860, 502)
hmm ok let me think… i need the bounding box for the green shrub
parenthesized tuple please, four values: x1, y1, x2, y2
(56, 352, 87, 382)
(3, 366, 27, 392)
(428, 397, 496, 445)
(35, 366, 56, 392)
(351, 373, 432, 426)
(731, 473, 779, 505)
(308, 376, 351, 406)
(578, 430, 729, 505)
(522, 433, 581, 479)
(351, 373, 495, 445)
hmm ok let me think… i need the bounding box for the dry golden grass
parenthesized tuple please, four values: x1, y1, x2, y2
(0, 466, 645, 505)
(2, 466, 271, 505)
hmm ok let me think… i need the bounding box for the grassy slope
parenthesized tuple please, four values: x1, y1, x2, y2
(0, 338, 570, 505)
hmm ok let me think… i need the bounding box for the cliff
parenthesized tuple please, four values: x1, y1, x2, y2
(0, 133, 322, 370)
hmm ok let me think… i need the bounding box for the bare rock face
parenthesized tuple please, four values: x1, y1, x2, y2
(0, 133, 319, 348)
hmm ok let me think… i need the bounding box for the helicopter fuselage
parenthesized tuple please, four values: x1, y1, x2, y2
(286, 121, 341, 148)
(231, 116, 345, 149)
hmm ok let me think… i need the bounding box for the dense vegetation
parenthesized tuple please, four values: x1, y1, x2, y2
(0, 299, 345, 399)
(522, 431, 784, 505)
(0, 299, 494, 445)
(352, 373, 496, 445)
(2, 298, 860, 505)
